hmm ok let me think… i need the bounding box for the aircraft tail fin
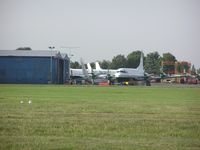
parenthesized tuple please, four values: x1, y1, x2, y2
(137, 52, 144, 72)
(80, 58, 89, 78)
(87, 63, 92, 74)
(95, 62, 102, 71)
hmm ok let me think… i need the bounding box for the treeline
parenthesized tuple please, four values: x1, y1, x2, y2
(70, 51, 200, 75)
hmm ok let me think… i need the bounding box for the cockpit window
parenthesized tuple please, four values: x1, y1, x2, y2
(117, 70, 127, 73)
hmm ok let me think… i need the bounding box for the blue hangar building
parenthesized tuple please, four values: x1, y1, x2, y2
(0, 50, 70, 84)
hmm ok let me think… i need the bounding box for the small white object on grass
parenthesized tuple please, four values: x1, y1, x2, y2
(20, 101, 23, 104)
(28, 100, 32, 104)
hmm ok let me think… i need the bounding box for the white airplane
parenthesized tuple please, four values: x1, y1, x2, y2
(93, 52, 145, 82)
(70, 58, 89, 79)
(114, 52, 145, 82)
(70, 68, 85, 79)
(70, 60, 98, 80)
(87, 63, 93, 74)
(95, 62, 117, 77)
(86, 62, 115, 79)
(70, 52, 146, 83)
(80, 58, 89, 79)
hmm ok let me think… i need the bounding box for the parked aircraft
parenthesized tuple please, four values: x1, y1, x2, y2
(70, 58, 89, 79)
(86, 63, 108, 80)
(95, 62, 117, 77)
(114, 52, 145, 82)
(70, 68, 85, 79)
(85, 62, 115, 79)
(87, 52, 146, 82)
(87, 63, 93, 74)
(70, 52, 147, 84)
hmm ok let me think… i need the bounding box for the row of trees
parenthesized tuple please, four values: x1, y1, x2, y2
(70, 51, 199, 75)
(16, 47, 32, 50)
(70, 51, 143, 70)
(14, 47, 200, 75)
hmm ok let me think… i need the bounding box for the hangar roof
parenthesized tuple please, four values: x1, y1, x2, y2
(0, 50, 62, 58)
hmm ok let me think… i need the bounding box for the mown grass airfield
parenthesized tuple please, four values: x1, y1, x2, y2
(0, 84, 199, 150)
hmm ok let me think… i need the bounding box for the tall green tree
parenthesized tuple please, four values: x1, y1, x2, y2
(191, 65, 196, 75)
(90, 62, 95, 69)
(70, 61, 81, 69)
(176, 62, 182, 73)
(144, 51, 161, 75)
(127, 51, 141, 68)
(162, 52, 176, 62)
(196, 68, 200, 81)
(110, 54, 127, 69)
(100, 60, 111, 69)
(16, 47, 32, 50)
(197, 68, 200, 74)
(162, 52, 176, 74)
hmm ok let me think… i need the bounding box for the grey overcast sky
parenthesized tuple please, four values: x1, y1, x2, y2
(0, 0, 200, 68)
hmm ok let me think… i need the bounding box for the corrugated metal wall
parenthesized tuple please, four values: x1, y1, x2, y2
(0, 56, 69, 84)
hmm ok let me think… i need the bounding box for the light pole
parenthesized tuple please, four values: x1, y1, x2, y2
(68, 54, 74, 82)
(48, 46, 55, 83)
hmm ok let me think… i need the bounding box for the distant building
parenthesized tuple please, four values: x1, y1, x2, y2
(161, 61, 175, 74)
(175, 61, 191, 74)
(162, 61, 191, 75)
(0, 50, 69, 84)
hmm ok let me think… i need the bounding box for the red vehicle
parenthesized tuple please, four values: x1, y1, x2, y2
(187, 77, 198, 84)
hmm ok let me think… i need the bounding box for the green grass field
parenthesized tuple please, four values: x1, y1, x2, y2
(0, 84, 200, 150)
